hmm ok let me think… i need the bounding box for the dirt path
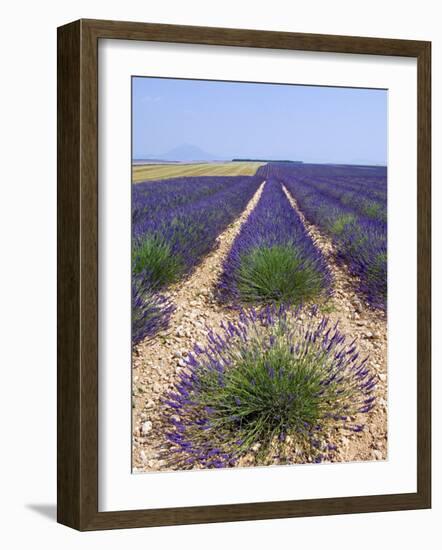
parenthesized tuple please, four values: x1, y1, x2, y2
(282, 185, 387, 463)
(132, 181, 266, 471)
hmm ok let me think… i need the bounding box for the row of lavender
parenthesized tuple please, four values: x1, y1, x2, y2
(257, 163, 387, 309)
(292, 175, 386, 223)
(218, 178, 332, 305)
(132, 175, 262, 343)
(163, 305, 376, 468)
(258, 163, 387, 223)
(132, 176, 242, 226)
(161, 168, 379, 468)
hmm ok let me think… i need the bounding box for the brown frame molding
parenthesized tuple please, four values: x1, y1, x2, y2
(57, 18, 431, 531)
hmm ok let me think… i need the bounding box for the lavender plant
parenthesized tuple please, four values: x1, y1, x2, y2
(133, 175, 262, 289)
(132, 271, 175, 344)
(132, 234, 184, 287)
(132, 176, 240, 226)
(218, 179, 331, 305)
(269, 164, 387, 310)
(131, 175, 262, 344)
(162, 305, 376, 469)
(257, 163, 387, 222)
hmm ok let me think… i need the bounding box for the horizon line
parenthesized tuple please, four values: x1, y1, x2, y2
(132, 157, 387, 167)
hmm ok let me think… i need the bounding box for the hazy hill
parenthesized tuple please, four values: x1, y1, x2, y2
(140, 144, 226, 162)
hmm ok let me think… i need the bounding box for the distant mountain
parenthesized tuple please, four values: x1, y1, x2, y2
(142, 144, 225, 162)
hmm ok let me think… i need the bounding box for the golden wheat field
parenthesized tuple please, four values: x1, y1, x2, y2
(132, 161, 265, 183)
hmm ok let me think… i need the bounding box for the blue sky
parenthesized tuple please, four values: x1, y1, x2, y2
(132, 77, 387, 165)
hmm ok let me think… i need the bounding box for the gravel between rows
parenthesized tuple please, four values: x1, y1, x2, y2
(282, 185, 387, 464)
(132, 181, 387, 472)
(132, 182, 265, 471)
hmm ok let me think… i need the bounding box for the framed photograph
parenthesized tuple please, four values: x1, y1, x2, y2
(57, 19, 431, 530)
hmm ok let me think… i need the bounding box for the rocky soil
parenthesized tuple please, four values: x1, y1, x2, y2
(282, 186, 387, 464)
(132, 181, 387, 472)
(132, 182, 265, 471)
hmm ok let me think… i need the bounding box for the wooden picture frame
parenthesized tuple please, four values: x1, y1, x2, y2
(57, 18, 431, 531)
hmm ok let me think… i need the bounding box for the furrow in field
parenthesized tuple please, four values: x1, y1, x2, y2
(278, 171, 387, 309)
(133, 176, 244, 226)
(132, 181, 266, 472)
(289, 176, 386, 221)
(217, 178, 331, 305)
(282, 184, 387, 463)
(133, 175, 262, 291)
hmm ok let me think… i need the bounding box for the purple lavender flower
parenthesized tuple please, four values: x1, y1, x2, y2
(161, 304, 376, 469)
(218, 178, 331, 305)
(132, 271, 175, 344)
(133, 175, 262, 289)
(261, 163, 387, 309)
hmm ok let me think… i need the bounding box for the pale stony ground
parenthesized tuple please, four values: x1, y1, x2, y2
(132, 181, 387, 472)
(132, 182, 265, 471)
(282, 186, 387, 464)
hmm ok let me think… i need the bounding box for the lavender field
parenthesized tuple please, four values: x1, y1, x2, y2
(131, 162, 387, 472)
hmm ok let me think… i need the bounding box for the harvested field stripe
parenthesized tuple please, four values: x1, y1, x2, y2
(132, 161, 265, 182)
